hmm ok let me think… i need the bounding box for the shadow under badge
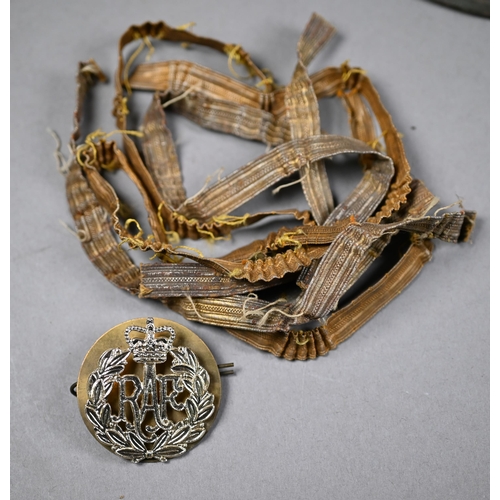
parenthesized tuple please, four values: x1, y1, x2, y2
(73, 317, 233, 463)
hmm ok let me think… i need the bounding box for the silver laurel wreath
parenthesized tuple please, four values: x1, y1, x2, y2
(85, 346, 215, 463)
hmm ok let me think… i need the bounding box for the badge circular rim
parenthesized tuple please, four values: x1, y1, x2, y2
(77, 317, 221, 463)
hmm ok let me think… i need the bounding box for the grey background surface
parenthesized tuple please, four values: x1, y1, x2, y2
(11, 0, 489, 499)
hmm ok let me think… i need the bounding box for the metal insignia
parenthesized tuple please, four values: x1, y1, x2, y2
(77, 318, 221, 462)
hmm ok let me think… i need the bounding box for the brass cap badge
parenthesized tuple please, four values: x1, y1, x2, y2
(76, 318, 223, 463)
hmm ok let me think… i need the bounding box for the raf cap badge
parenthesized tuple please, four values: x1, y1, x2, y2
(73, 318, 232, 463)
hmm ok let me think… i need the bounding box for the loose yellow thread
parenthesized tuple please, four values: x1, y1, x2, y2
(75, 129, 105, 167)
(176, 22, 196, 49)
(156, 201, 165, 231)
(156, 202, 181, 243)
(367, 130, 388, 152)
(173, 245, 205, 258)
(139, 285, 153, 296)
(296, 337, 310, 346)
(294, 331, 310, 345)
(123, 40, 146, 95)
(274, 230, 304, 249)
(165, 231, 181, 243)
(211, 213, 251, 227)
(162, 83, 201, 109)
(100, 157, 120, 171)
(228, 268, 244, 278)
(176, 21, 196, 31)
(143, 36, 155, 62)
(119, 97, 130, 116)
(197, 228, 229, 242)
(75, 129, 143, 168)
(119, 219, 148, 249)
(226, 44, 242, 77)
(150, 252, 182, 263)
(172, 212, 201, 227)
(225, 44, 252, 80)
(118, 238, 129, 249)
(256, 76, 274, 88)
(259, 68, 275, 87)
(249, 250, 267, 262)
(124, 219, 144, 238)
(123, 36, 155, 95)
(340, 60, 367, 83)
